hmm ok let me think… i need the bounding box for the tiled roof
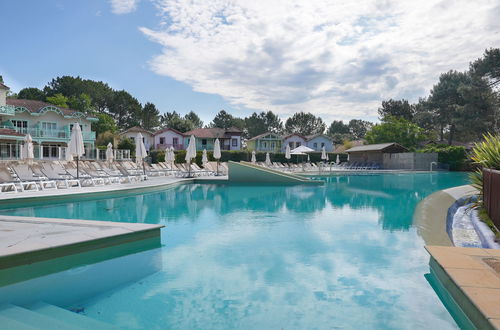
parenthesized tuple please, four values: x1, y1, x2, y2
(120, 126, 154, 135)
(6, 99, 97, 119)
(345, 142, 408, 153)
(154, 127, 186, 136)
(248, 132, 281, 141)
(305, 133, 332, 141)
(0, 82, 9, 90)
(184, 127, 241, 138)
(282, 133, 307, 140)
(333, 140, 365, 153)
(0, 128, 25, 137)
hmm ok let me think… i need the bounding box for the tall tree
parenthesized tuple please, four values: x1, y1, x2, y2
(184, 111, 203, 128)
(92, 113, 118, 135)
(109, 90, 142, 128)
(46, 93, 69, 108)
(378, 99, 414, 121)
(141, 102, 161, 131)
(284, 112, 326, 135)
(428, 70, 469, 144)
(365, 117, 427, 149)
(348, 119, 373, 139)
(245, 111, 284, 137)
(470, 48, 500, 87)
(161, 111, 194, 132)
(328, 120, 350, 135)
(210, 110, 245, 130)
(68, 93, 92, 112)
(17, 87, 45, 101)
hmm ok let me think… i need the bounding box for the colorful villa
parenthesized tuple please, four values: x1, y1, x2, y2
(246, 132, 282, 152)
(0, 82, 97, 159)
(119, 126, 154, 151)
(247, 131, 334, 152)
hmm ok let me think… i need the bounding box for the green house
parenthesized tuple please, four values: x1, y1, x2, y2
(247, 132, 282, 152)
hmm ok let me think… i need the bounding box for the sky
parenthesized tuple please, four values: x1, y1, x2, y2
(1, 0, 499, 125)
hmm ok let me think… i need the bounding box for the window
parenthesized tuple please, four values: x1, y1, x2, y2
(42, 122, 57, 131)
(263, 142, 267, 148)
(289, 142, 294, 148)
(232, 138, 238, 147)
(12, 120, 28, 134)
(271, 142, 275, 148)
(130, 137, 135, 142)
(202, 139, 207, 145)
(296, 142, 301, 148)
(159, 137, 165, 144)
(313, 142, 318, 148)
(321, 142, 325, 147)
(172, 137, 178, 145)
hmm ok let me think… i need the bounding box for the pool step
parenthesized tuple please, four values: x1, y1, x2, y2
(0, 302, 117, 330)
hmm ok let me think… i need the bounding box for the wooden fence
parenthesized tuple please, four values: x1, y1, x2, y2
(483, 168, 500, 229)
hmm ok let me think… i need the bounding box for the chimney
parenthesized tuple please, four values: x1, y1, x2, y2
(0, 81, 9, 107)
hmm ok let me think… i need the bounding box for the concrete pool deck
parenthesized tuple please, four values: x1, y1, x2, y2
(426, 246, 500, 329)
(0, 175, 228, 286)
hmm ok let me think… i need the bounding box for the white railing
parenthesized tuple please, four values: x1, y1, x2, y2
(0, 143, 131, 161)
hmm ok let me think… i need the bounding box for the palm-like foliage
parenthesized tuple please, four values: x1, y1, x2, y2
(469, 133, 500, 207)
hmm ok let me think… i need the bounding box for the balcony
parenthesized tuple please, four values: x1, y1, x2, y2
(1, 126, 96, 141)
(0, 105, 15, 116)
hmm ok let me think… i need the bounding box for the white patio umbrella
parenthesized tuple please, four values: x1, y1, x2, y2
(106, 142, 114, 163)
(202, 149, 208, 165)
(68, 123, 85, 179)
(251, 150, 256, 164)
(321, 146, 327, 160)
(347, 153, 350, 162)
(285, 144, 291, 167)
(336, 154, 340, 164)
(265, 152, 271, 166)
(185, 135, 197, 177)
(307, 154, 310, 163)
(213, 138, 221, 175)
(136, 133, 148, 176)
(22, 134, 34, 165)
(169, 146, 175, 165)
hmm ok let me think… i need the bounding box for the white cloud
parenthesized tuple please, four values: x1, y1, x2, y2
(110, 0, 139, 14)
(141, 0, 500, 122)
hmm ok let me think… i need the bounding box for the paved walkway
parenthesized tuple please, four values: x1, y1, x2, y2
(427, 246, 500, 329)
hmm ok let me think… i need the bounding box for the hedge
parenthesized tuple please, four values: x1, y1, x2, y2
(418, 145, 467, 171)
(149, 149, 348, 166)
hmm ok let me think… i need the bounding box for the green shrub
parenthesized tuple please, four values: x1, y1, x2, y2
(166, 149, 347, 165)
(419, 145, 467, 171)
(118, 138, 135, 156)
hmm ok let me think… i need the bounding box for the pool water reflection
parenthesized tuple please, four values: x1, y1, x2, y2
(1, 172, 469, 329)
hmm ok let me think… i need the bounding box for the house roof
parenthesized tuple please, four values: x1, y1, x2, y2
(345, 142, 408, 153)
(120, 126, 154, 136)
(282, 133, 307, 140)
(154, 127, 186, 136)
(6, 99, 97, 121)
(184, 127, 241, 139)
(305, 133, 332, 141)
(248, 132, 281, 141)
(0, 82, 9, 90)
(333, 140, 365, 153)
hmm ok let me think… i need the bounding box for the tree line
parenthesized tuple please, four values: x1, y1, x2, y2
(4, 48, 498, 149)
(366, 48, 499, 148)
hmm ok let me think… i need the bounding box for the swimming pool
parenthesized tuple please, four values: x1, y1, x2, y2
(1, 172, 469, 329)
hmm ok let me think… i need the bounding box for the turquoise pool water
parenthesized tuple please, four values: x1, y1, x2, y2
(1, 172, 469, 329)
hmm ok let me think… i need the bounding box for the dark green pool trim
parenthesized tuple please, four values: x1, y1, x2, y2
(428, 257, 496, 330)
(0, 228, 162, 287)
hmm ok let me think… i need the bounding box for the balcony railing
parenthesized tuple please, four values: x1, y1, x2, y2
(0, 105, 15, 116)
(0, 143, 131, 161)
(0, 126, 96, 140)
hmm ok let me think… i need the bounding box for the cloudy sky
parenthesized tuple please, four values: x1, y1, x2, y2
(1, 0, 499, 123)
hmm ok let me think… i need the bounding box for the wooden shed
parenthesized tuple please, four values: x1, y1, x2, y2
(345, 143, 408, 164)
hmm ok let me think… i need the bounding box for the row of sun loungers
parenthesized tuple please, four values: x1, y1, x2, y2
(0, 160, 228, 193)
(256, 161, 382, 172)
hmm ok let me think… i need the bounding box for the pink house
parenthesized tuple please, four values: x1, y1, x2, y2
(154, 127, 186, 150)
